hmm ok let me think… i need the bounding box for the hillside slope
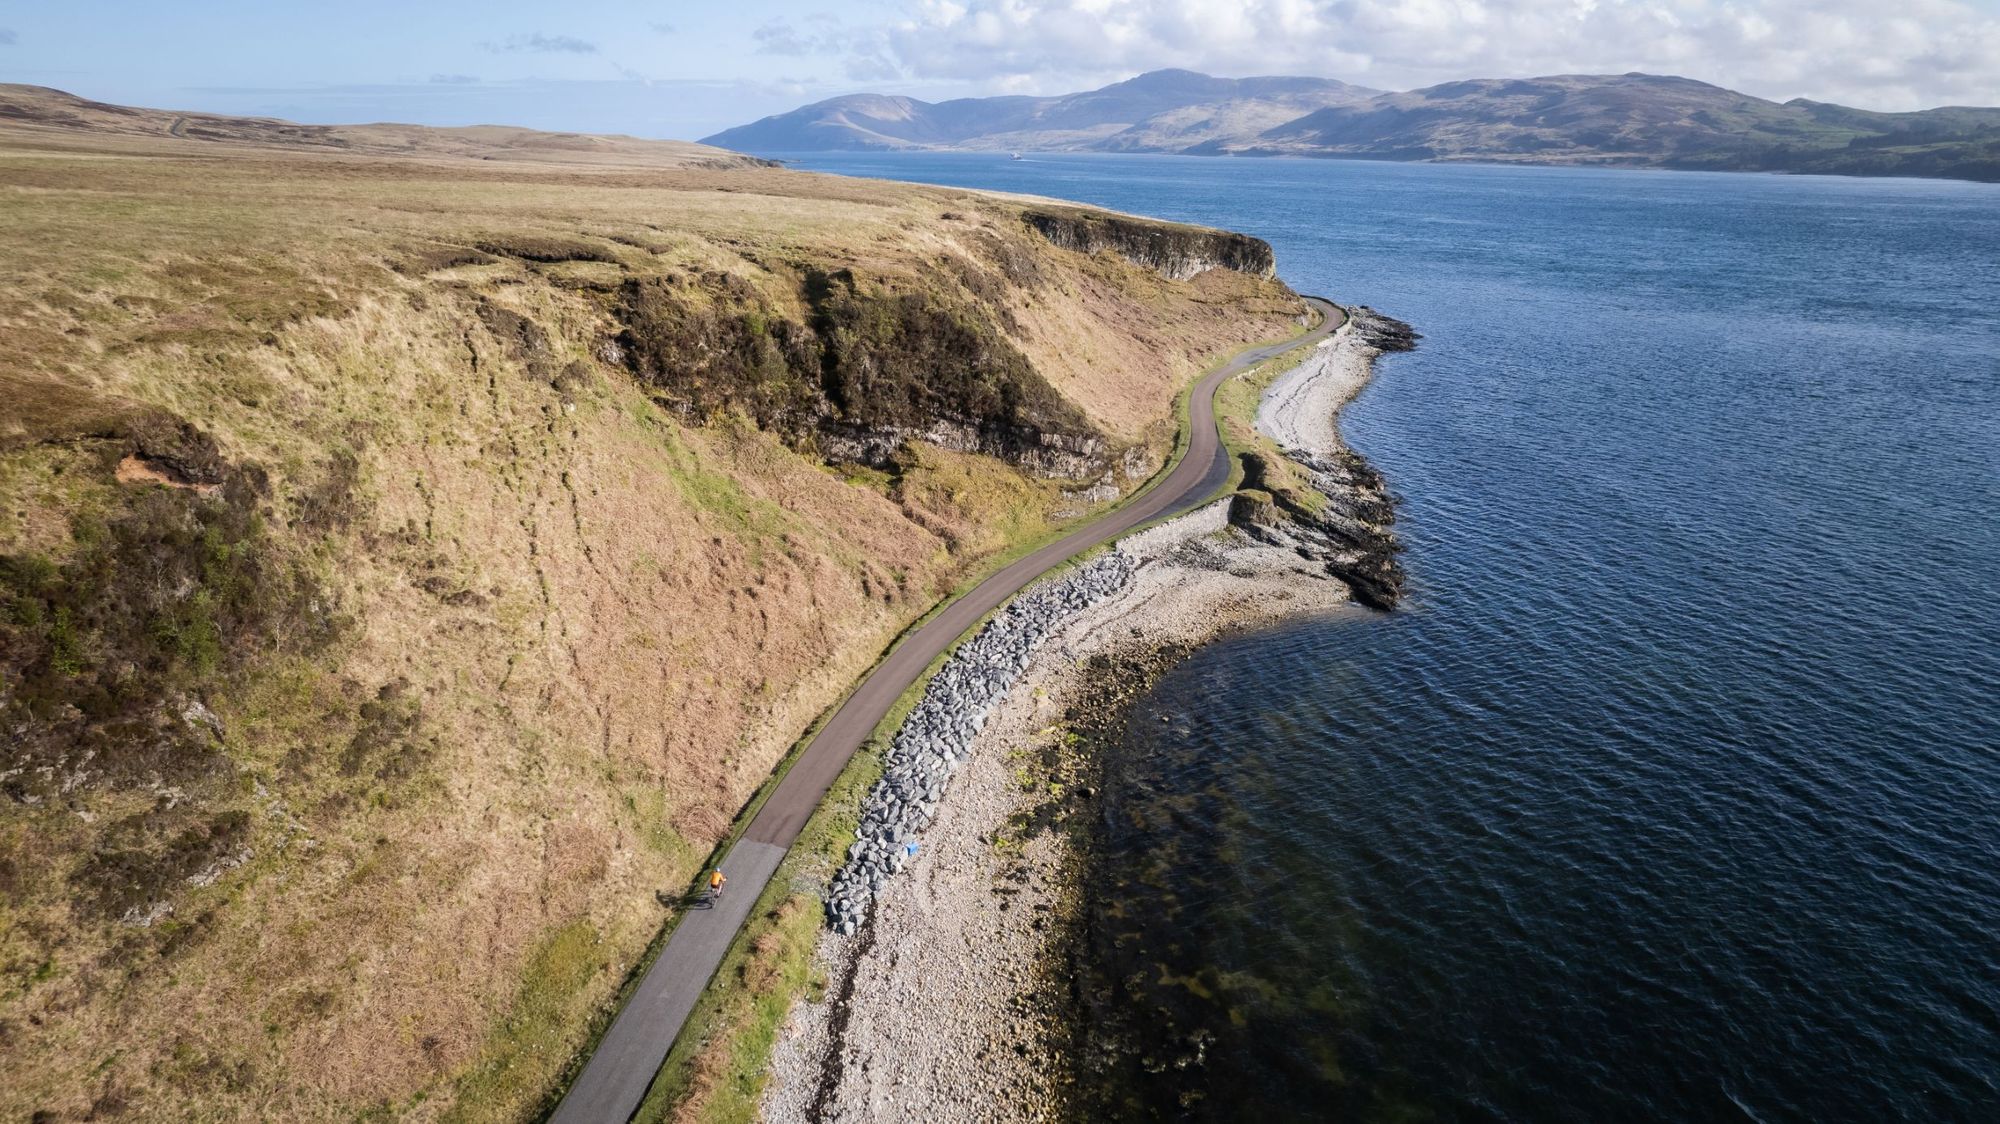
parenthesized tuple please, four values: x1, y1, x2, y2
(0, 83, 762, 169)
(0, 92, 1301, 1121)
(1239, 73, 2000, 179)
(712, 69, 2000, 182)
(1247, 72, 1844, 158)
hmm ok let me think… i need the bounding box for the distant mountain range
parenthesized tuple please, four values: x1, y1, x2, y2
(705, 69, 2000, 183)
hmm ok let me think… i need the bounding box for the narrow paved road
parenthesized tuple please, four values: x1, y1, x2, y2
(551, 296, 1344, 1123)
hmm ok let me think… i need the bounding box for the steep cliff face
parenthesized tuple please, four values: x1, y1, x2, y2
(613, 266, 1105, 478)
(1024, 207, 1278, 282)
(0, 110, 1300, 1122)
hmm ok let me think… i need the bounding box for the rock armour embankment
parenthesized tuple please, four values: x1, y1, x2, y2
(822, 551, 1136, 935)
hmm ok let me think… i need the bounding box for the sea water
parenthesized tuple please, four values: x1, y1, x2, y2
(780, 152, 2000, 1121)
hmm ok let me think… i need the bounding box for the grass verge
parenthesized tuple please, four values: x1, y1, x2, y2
(1106, 303, 1338, 547)
(1214, 335, 1328, 496)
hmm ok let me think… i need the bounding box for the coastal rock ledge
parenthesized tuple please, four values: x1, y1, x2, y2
(1025, 207, 1277, 281)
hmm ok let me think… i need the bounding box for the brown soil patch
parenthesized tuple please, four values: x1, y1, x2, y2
(115, 452, 219, 493)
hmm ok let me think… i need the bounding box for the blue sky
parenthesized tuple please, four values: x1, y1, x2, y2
(5, 1, 1999, 139)
(0, 1, 907, 138)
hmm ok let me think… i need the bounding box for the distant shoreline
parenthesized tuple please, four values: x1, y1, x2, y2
(769, 147, 2000, 189)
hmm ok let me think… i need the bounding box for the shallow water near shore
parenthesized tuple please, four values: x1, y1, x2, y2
(783, 153, 2000, 1120)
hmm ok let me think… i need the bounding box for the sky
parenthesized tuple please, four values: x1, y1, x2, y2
(4, 0, 2000, 140)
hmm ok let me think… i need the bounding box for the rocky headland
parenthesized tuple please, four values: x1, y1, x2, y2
(762, 309, 1416, 1121)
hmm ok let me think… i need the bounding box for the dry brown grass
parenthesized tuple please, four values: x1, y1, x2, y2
(0, 83, 757, 171)
(0, 113, 1299, 1122)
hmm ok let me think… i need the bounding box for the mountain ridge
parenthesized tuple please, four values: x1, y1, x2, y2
(706, 69, 2000, 183)
(706, 68, 1381, 154)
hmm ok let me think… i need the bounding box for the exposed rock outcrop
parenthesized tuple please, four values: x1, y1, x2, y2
(1353, 304, 1421, 351)
(1024, 208, 1276, 281)
(1236, 448, 1404, 610)
(614, 265, 1108, 479)
(1246, 306, 1420, 610)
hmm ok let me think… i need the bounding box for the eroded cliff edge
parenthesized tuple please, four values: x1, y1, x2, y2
(1025, 206, 1279, 282)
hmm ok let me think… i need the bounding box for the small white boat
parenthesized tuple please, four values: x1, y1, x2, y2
(1010, 151, 1024, 160)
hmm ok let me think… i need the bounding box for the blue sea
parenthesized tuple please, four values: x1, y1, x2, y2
(782, 152, 2000, 1121)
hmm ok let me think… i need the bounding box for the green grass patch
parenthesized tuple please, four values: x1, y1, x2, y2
(446, 920, 610, 1123)
(1212, 335, 1326, 505)
(1108, 306, 1333, 546)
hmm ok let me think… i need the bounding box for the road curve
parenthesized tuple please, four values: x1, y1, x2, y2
(551, 296, 1345, 1124)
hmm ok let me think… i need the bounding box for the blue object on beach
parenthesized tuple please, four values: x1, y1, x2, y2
(905, 842, 919, 857)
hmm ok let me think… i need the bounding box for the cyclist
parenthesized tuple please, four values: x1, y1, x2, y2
(708, 869, 727, 903)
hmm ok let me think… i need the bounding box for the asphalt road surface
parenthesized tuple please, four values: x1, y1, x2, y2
(551, 296, 1343, 1123)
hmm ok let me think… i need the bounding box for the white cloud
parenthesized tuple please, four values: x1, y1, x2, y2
(868, 0, 2000, 110)
(754, 21, 816, 56)
(483, 33, 598, 56)
(749, 15, 904, 82)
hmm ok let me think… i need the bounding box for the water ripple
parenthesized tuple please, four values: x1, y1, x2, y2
(792, 151, 2000, 1124)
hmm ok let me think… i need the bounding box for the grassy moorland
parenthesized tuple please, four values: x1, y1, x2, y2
(0, 86, 1301, 1121)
